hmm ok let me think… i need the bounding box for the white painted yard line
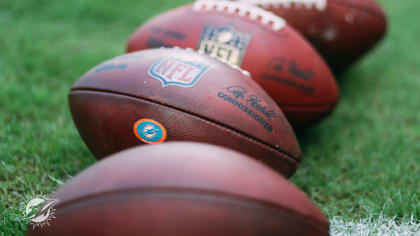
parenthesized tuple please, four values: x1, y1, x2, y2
(330, 215, 420, 236)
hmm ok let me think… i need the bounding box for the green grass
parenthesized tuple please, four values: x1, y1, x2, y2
(293, 0, 420, 221)
(0, 0, 419, 234)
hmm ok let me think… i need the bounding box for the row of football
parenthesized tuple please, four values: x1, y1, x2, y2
(28, 0, 387, 235)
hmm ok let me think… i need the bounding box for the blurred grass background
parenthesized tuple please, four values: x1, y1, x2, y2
(0, 0, 419, 234)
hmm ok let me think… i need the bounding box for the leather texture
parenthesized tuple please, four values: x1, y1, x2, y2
(27, 142, 329, 236)
(126, 3, 339, 127)
(255, 0, 387, 69)
(69, 48, 301, 176)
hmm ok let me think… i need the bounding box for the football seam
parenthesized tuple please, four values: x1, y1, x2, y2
(70, 88, 300, 164)
(53, 187, 328, 233)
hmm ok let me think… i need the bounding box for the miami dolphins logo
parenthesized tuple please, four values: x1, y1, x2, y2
(14, 196, 60, 229)
(133, 119, 167, 144)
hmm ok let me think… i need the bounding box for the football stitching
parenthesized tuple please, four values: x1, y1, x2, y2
(200, 0, 327, 11)
(193, 0, 287, 31)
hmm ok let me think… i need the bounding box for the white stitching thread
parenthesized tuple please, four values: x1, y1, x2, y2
(201, 0, 327, 11)
(193, 0, 286, 31)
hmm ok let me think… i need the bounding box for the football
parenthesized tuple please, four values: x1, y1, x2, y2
(27, 142, 329, 236)
(223, 0, 388, 69)
(68, 48, 301, 176)
(126, 0, 339, 127)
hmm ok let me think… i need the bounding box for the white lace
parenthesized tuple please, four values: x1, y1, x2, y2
(193, 0, 286, 31)
(199, 0, 328, 11)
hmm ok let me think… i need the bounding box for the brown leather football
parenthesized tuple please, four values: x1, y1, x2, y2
(69, 48, 301, 176)
(221, 0, 388, 70)
(27, 142, 329, 236)
(126, 1, 339, 127)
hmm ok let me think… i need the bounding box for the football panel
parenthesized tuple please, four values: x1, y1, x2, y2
(69, 90, 299, 176)
(45, 142, 325, 220)
(72, 49, 300, 157)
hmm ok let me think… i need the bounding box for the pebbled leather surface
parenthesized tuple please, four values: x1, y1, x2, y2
(27, 143, 329, 236)
(126, 3, 339, 127)
(69, 48, 301, 176)
(253, 0, 387, 69)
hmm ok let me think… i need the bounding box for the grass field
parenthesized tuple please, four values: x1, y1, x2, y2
(1, 0, 419, 235)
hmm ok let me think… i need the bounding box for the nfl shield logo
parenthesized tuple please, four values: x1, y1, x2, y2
(197, 25, 251, 66)
(148, 58, 210, 87)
